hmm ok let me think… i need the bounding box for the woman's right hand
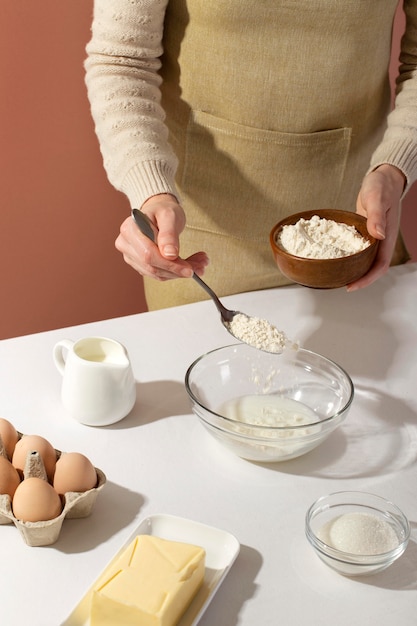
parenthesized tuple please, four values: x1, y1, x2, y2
(115, 194, 209, 281)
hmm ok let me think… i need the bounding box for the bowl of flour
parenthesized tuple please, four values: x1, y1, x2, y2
(270, 209, 379, 288)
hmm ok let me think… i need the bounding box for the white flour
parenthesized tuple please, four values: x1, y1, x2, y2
(219, 395, 319, 434)
(278, 215, 370, 259)
(218, 395, 321, 458)
(225, 313, 289, 353)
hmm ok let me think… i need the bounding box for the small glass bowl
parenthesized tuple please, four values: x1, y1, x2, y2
(305, 491, 410, 576)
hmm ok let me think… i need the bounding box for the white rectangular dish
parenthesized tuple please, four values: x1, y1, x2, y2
(62, 513, 240, 626)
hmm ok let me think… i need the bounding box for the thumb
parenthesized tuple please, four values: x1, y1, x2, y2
(364, 211, 386, 241)
(156, 225, 181, 260)
(356, 183, 386, 241)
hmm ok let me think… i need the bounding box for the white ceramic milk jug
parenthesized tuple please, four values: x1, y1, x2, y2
(53, 336, 136, 426)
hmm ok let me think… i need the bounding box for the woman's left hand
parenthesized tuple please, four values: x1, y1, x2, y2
(347, 163, 406, 291)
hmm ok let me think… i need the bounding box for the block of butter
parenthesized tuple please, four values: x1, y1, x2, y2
(90, 534, 206, 626)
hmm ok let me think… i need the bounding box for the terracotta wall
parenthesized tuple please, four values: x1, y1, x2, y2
(0, 1, 146, 341)
(0, 2, 416, 340)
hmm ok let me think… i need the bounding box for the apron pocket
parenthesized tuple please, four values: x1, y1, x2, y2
(181, 109, 352, 241)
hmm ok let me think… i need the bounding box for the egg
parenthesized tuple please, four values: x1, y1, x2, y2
(53, 452, 97, 495)
(0, 456, 21, 498)
(12, 477, 62, 522)
(0, 418, 19, 460)
(12, 435, 57, 481)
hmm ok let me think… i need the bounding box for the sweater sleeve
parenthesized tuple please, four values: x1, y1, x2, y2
(84, 0, 179, 209)
(369, 1, 417, 192)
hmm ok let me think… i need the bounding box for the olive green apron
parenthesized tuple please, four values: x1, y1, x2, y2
(144, 0, 409, 309)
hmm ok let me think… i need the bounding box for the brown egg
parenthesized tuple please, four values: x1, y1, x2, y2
(0, 456, 21, 498)
(12, 435, 57, 482)
(53, 452, 97, 495)
(0, 418, 19, 460)
(12, 477, 62, 522)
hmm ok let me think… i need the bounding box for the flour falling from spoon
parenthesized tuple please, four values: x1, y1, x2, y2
(224, 313, 296, 354)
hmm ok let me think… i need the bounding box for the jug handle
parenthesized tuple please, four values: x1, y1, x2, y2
(53, 339, 74, 375)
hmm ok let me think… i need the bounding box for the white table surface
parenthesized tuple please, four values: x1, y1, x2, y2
(0, 263, 416, 626)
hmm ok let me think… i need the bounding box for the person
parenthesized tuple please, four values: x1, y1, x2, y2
(85, 1, 416, 310)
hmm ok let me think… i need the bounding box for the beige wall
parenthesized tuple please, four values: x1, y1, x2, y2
(0, 2, 416, 340)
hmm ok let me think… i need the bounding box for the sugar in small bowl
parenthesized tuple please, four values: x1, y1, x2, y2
(305, 491, 410, 576)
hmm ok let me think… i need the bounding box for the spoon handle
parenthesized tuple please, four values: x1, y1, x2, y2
(191, 273, 234, 322)
(132, 208, 157, 242)
(131, 209, 234, 321)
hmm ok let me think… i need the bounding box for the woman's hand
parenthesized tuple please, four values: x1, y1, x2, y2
(115, 194, 209, 281)
(347, 164, 406, 291)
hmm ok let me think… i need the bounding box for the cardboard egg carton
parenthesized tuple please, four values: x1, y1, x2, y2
(0, 432, 106, 547)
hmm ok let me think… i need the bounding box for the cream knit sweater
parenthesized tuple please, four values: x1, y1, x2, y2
(85, 0, 417, 308)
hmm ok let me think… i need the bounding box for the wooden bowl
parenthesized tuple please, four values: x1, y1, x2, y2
(269, 209, 379, 289)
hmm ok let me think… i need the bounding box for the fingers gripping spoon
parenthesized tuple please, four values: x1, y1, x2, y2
(131, 209, 289, 353)
(131, 210, 238, 325)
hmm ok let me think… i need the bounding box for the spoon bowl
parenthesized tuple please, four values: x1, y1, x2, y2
(131, 209, 288, 353)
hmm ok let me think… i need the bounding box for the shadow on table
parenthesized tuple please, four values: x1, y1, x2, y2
(97, 380, 192, 430)
(198, 544, 262, 626)
(256, 384, 417, 479)
(357, 532, 417, 591)
(56, 480, 145, 554)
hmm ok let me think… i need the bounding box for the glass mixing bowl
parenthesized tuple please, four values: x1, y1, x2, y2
(185, 344, 354, 462)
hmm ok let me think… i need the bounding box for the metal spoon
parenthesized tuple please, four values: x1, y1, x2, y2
(131, 208, 288, 353)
